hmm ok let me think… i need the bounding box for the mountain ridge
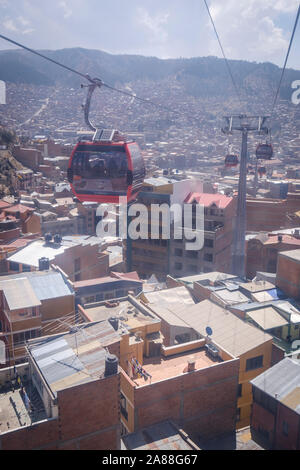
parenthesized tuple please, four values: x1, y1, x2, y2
(0, 47, 299, 100)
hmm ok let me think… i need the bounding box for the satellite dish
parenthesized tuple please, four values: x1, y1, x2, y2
(206, 326, 213, 336)
(0, 340, 6, 364)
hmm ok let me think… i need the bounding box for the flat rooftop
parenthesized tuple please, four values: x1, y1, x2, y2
(134, 348, 222, 386)
(122, 420, 200, 450)
(0, 384, 47, 434)
(83, 299, 160, 332)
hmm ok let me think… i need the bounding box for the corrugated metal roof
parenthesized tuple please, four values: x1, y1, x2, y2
(28, 321, 120, 396)
(7, 240, 72, 267)
(0, 278, 41, 310)
(0, 271, 73, 301)
(28, 272, 73, 300)
(251, 358, 300, 414)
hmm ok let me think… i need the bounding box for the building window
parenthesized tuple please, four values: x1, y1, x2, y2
(22, 265, 31, 272)
(237, 408, 241, 421)
(204, 238, 214, 248)
(116, 289, 125, 298)
(282, 421, 289, 437)
(13, 329, 41, 344)
(204, 253, 213, 262)
(9, 261, 19, 272)
(175, 333, 191, 344)
(187, 251, 198, 259)
(188, 265, 197, 273)
(246, 355, 263, 371)
(174, 248, 183, 257)
(105, 292, 114, 300)
(74, 258, 81, 272)
(238, 384, 243, 397)
(120, 393, 128, 421)
(175, 262, 182, 270)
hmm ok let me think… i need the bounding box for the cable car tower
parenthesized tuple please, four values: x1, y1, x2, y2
(222, 115, 270, 278)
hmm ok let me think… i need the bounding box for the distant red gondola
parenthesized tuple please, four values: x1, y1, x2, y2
(256, 143, 273, 160)
(225, 154, 239, 167)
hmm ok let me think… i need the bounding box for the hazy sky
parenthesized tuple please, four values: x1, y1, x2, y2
(0, 0, 299, 69)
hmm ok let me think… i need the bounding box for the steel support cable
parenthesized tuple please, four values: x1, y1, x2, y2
(203, 0, 245, 111)
(270, 4, 300, 121)
(0, 33, 201, 127)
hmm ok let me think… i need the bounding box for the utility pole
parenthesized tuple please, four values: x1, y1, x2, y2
(222, 115, 270, 278)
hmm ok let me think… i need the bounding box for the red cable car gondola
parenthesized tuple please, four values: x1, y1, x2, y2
(256, 143, 273, 160)
(225, 154, 239, 168)
(68, 79, 145, 204)
(67, 130, 145, 203)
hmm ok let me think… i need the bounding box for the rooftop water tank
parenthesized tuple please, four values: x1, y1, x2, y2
(104, 353, 118, 377)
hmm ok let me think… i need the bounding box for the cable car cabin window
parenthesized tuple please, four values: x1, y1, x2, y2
(72, 147, 128, 196)
(128, 143, 145, 189)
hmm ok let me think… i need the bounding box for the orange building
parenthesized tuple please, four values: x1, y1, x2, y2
(0, 268, 75, 366)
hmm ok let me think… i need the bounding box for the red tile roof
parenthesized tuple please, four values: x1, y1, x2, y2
(184, 192, 233, 209)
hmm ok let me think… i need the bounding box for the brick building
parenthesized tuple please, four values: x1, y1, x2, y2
(169, 192, 236, 278)
(0, 267, 75, 366)
(78, 294, 240, 441)
(119, 340, 239, 441)
(126, 177, 235, 280)
(246, 193, 300, 232)
(6, 236, 109, 282)
(149, 299, 274, 429)
(13, 146, 43, 171)
(246, 233, 300, 279)
(0, 322, 121, 450)
(251, 357, 300, 450)
(276, 249, 300, 299)
(74, 271, 143, 307)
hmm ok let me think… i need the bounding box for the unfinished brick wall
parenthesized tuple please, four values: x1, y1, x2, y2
(0, 373, 121, 450)
(133, 358, 240, 440)
(276, 253, 300, 299)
